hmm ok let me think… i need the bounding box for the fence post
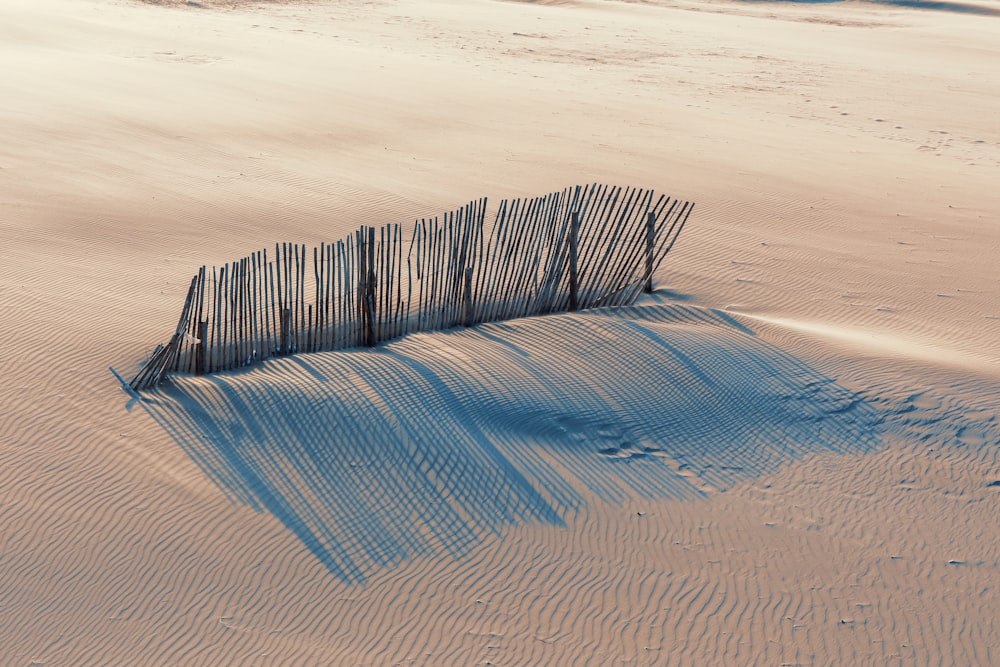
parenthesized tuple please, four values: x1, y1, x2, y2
(307, 304, 314, 352)
(367, 227, 377, 344)
(645, 211, 656, 293)
(364, 293, 375, 347)
(463, 267, 474, 327)
(281, 308, 291, 354)
(196, 320, 208, 375)
(569, 211, 580, 312)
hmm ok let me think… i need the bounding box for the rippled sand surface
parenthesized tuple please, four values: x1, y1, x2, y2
(2, 0, 998, 662)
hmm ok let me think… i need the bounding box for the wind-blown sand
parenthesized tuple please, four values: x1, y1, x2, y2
(2, 0, 998, 663)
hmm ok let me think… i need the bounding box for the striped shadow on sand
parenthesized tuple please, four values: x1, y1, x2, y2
(138, 301, 882, 584)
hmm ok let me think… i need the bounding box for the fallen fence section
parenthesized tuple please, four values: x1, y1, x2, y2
(129, 184, 693, 391)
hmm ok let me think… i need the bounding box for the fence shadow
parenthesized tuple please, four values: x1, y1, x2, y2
(140, 302, 882, 584)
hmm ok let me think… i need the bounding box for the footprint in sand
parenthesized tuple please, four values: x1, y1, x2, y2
(597, 441, 671, 461)
(955, 426, 988, 447)
(597, 441, 717, 493)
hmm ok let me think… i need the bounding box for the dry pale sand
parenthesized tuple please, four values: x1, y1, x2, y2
(2, 0, 999, 663)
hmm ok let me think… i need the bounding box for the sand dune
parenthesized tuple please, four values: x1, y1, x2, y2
(2, 0, 998, 663)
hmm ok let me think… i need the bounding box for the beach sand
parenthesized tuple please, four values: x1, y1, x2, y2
(2, 0, 998, 663)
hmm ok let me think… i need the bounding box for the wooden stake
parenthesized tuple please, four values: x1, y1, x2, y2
(364, 293, 375, 347)
(212, 265, 221, 372)
(569, 210, 580, 312)
(281, 308, 292, 354)
(266, 259, 276, 358)
(463, 266, 474, 327)
(645, 211, 656, 293)
(196, 320, 208, 375)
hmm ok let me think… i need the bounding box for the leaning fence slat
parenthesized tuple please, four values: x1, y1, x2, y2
(213, 266, 221, 370)
(493, 196, 533, 322)
(480, 197, 508, 323)
(644, 211, 656, 293)
(568, 211, 580, 312)
(651, 201, 694, 280)
(598, 189, 655, 307)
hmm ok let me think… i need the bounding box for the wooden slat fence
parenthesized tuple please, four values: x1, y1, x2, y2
(129, 184, 693, 390)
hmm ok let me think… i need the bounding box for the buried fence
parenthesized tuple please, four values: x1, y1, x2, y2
(128, 184, 693, 391)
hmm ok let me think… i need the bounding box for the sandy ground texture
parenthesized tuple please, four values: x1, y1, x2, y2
(2, 0, 999, 663)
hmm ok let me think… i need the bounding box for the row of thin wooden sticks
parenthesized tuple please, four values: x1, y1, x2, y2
(129, 184, 693, 390)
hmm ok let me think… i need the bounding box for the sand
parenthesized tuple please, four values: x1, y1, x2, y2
(2, 0, 998, 663)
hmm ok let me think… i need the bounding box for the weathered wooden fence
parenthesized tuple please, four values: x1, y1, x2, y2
(129, 184, 693, 390)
